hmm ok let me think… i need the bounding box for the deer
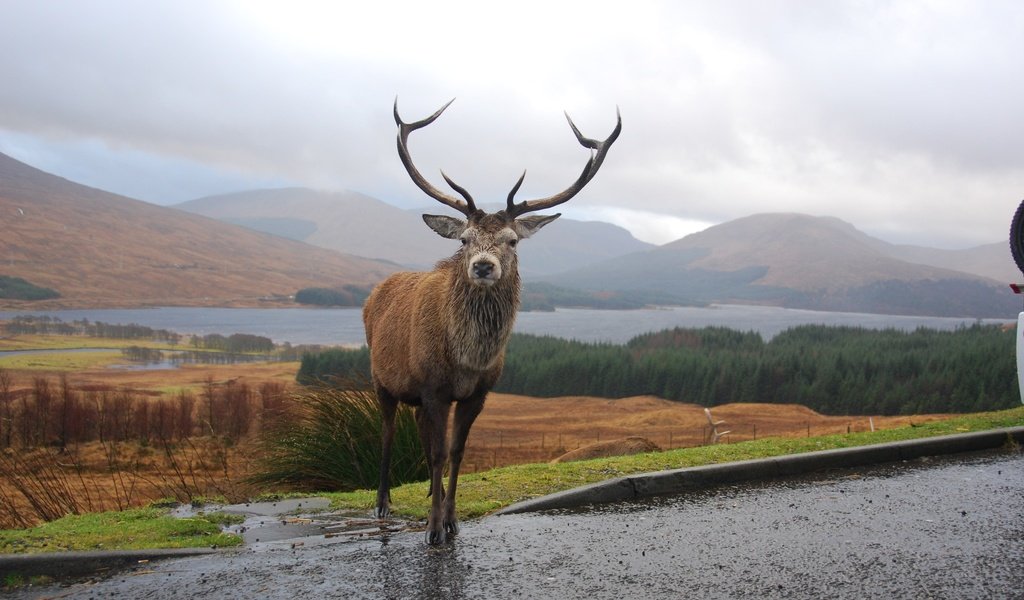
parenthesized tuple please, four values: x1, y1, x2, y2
(363, 98, 621, 544)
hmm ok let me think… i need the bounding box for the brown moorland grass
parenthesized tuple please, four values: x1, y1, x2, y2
(460, 393, 947, 471)
(0, 357, 952, 527)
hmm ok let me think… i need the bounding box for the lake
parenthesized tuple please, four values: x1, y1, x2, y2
(0, 305, 1013, 346)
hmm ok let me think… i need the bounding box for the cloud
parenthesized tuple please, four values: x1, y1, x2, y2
(1, 0, 1022, 248)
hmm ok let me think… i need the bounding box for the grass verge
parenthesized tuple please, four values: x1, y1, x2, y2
(0, 405, 1022, 553)
(0, 507, 243, 554)
(323, 405, 1024, 519)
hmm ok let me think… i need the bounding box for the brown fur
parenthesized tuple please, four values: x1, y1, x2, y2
(363, 212, 531, 544)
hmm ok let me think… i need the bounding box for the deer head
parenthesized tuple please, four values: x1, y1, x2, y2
(395, 99, 621, 288)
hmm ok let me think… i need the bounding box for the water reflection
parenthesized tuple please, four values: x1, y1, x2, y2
(374, 536, 470, 600)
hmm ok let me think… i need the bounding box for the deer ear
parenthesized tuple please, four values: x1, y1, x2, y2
(513, 213, 560, 239)
(423, 214, 467, 239)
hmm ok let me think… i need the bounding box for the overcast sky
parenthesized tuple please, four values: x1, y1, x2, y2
(1, 0, 1022, 248)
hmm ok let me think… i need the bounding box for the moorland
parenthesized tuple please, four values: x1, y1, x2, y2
(0, 323, 999, 531)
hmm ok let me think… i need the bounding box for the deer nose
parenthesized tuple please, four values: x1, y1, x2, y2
(472, 261, 495, 279)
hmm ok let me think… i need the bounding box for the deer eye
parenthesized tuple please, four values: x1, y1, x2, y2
(508, 239, 518, 248)
(460, 238, 468, 246)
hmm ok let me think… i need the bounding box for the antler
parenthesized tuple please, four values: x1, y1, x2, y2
(395, 98, 477, 216)
(506, 107, 622, 218)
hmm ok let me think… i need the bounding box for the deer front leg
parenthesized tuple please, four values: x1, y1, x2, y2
(443, 394, 485, 537)
(374, 385, 399, 519)
(416, 395, 451, 545)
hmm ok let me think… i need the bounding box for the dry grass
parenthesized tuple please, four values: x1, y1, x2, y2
(0, 437, 259, 529)
(459, 393, 947, 471)
(0, 358, 954, 528)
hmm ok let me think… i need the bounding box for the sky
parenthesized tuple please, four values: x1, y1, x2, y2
(1, 0, 1022, 248)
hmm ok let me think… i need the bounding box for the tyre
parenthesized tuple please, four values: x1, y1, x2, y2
(1011, 199, 1024, 277)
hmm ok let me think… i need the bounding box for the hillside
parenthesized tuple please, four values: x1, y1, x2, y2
(176, 188, 653, 276)
(879, 242, 1016, 284)
(0, 153, 398, 308)
(544, 213, 1018, 318)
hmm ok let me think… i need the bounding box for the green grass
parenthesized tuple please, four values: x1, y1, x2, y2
(1, 405, 1022, 553)
(0, 507, 243, 554)
(322, 405, 1024, 519)
(0, 349, 125, 371)
(0, 334, 186, 371)
(0, 334, 181, 352)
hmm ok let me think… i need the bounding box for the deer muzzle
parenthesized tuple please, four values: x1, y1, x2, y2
(468, 253, 501, 287)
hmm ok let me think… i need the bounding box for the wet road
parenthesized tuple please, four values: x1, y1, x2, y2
(16, 450, 1024, 599)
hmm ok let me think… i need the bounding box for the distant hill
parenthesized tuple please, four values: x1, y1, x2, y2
(0, 153, 398, 309)
(175, 188, 654, 276)
(872, 241, 1016, 284)
(542, 213, 1018, 318)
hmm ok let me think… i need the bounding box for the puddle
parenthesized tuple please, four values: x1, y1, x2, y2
(170, 497, 419, 549)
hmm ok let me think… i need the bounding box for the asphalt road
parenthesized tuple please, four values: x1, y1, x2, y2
(12, 448, 1023, 599)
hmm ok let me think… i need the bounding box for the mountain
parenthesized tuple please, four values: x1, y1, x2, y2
(0, 153, 398, 308)
(542, 213, 1019, 318)
(175, 188, 654, 276)
(869, 241, 1016, 284)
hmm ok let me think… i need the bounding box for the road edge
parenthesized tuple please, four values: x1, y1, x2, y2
(495, 426, 1024, 515)
(0, 547, 221, 581)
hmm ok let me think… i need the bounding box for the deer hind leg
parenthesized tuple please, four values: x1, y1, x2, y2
(415, 394, 451, 545)
(443, 393, 486, 537)
(374, 383, 399, 519)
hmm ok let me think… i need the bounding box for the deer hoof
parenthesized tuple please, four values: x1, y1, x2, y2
(444, 519, 459, 537)
(374, 505, 390, 519)
(425, 528, 447, 545)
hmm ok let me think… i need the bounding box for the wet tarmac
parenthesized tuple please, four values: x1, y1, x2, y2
(12, 449, 1024, 599)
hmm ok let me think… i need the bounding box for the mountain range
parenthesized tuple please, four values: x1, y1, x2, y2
(1, 150, 1018, 318)
(541, 213, 1018, 317)
(175, 188, 653, 276)
(0, 153, 396, 308)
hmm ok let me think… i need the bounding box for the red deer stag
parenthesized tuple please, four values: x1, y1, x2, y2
(363, 99, 621, 544)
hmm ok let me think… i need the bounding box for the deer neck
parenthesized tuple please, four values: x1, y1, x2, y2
(446, 267, 520, 372)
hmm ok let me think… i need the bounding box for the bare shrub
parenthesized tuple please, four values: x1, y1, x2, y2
(0, 369, 13, 448)
(0, 446, 99, 527)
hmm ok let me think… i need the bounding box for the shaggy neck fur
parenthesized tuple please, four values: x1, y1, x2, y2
(440, 254, 521, 372)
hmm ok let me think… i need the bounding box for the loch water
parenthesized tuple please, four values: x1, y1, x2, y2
(0, 304, 1011, 346)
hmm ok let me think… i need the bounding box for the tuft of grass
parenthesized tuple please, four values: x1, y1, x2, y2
(323, 405, 1024, 520)
(0, 507, 242, 553)
(249, 383, 427, 491)
(3, 573, 53, 589)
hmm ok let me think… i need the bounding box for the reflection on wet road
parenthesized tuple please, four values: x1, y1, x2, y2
(15, 450, 1024, 599)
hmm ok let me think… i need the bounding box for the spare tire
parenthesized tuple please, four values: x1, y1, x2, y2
(1011, 199, 1024, 277)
